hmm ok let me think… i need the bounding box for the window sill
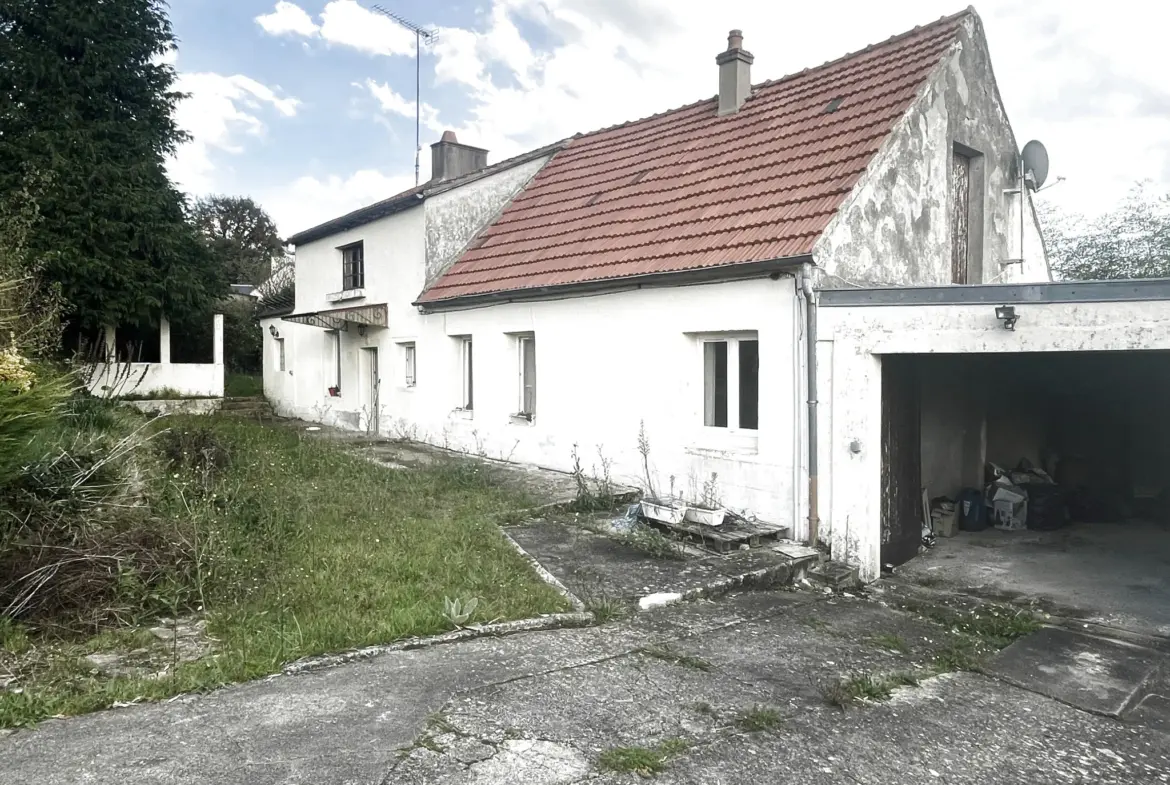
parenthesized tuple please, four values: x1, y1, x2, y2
(450, 408, 473, 420)
(509, 413, 535, 426)
(687, 430, 759, 458)
(327, 288, 366, 303)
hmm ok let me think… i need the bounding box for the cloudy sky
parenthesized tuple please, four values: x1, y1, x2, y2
(167, 0, 1168, 236)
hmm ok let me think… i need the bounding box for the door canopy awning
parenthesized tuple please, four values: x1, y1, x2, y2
(282, 303, 387, 331)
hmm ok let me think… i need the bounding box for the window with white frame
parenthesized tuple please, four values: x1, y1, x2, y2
(327, 331, 341, 392)
(517, 334, 536, 418)
(701, 334, 758, 430)
(275, 337, 286, 372)
(460, 337, 474, 410)
(403, 342, 416, 387)
(340, 241, 364, 290)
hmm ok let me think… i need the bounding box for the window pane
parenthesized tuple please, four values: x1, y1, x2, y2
(703, 341, 728, 428)
(405, 344, 416, 386)
(738, 339, 759, 430)
(521, 338, 536, 414)
(464, 339, 474, 409)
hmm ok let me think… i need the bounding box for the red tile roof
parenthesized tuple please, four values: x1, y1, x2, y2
(418, 10, 971, 305)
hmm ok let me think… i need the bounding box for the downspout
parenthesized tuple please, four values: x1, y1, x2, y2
(800, 263, 820, 548)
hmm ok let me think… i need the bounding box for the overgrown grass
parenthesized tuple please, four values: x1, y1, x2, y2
(0, 415, 568, 727)
(870, 632, 910, 654)
(899, 599, 1040, 648)
(734, 705, 783, 732)
(616, 523, 685, 560)
(820, 670, 921, 708)
(224, 373, 263, 398)
(597, 739, 690, 776)
(120, 387, 216, 400)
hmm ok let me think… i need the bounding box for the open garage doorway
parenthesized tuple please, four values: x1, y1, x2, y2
(886, 350, 1170, 636)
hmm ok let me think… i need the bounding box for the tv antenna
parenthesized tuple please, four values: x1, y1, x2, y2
(370, 5, 438, 186)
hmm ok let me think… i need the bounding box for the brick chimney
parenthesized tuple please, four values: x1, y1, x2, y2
(716, 30, 754, 116)
(430, 131, 488, 182)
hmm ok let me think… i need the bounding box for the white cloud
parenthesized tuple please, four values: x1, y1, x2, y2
(255, 1, 318, 37)
(262, 169, 418, 235)
(415, 0, 1170, 218)
(254, 0, 417, 57)
(250, 0, 1169, 239)
(365, 80, 442, 132)
(169, 72, 300, 195)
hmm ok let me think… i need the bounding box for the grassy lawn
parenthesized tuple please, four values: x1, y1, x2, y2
(0, 415, 568, 727)
(224, 373, 263, 397)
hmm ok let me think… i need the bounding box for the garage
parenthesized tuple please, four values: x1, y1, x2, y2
(818, 280, 1170, 636)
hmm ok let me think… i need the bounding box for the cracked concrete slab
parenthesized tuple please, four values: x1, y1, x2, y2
(985, 626, 1166, 717)
(5, 592, 1170, 785)
(507, 520, 809, 607)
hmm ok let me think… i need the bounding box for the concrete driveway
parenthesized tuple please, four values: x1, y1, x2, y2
(2, 591, 1167, 785)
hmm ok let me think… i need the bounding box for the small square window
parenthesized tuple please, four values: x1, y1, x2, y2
(403, 342, 416, 388)
(701, 334, 758, 431)
(341, 242, 364, 290)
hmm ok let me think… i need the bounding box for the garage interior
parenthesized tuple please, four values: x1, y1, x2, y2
(885, 351, 1170, 635)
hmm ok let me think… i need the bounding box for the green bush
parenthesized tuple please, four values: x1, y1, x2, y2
(221, 298, 262, 374)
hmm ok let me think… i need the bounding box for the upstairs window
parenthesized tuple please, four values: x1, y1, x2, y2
(341, 241, 365, 290)
(702, 334, 759, 431)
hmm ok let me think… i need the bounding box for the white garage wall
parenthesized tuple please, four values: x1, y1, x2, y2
(818, 299, 1170, 581)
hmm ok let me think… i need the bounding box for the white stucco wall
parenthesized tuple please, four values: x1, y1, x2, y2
(85, 315, 224, 398)
(424, 156, 550, 285)
(817, 299, 1170, 580)
(269, 274, 803, 526)
(87, 362, 224, 398)
(813, 13, 1050, 287)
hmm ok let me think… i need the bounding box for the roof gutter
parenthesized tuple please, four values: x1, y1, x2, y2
(415, 254, 813, 312)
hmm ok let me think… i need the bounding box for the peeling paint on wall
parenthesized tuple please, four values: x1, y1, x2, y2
(424, 156, 550, 286)
(813, 15, 1050, 287)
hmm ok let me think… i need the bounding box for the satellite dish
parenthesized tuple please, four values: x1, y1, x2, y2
(1021, 140, 1049, 191)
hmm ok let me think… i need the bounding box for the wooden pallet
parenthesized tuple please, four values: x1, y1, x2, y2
(641, 513, 789, 554)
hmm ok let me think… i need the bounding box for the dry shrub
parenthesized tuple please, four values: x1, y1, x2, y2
(156, 425, 230, 478)
(0, 424, 199, 632)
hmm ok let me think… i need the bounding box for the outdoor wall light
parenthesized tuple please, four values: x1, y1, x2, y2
(995, 305, 1019, 331)
(268, 325, 280, 338)
(357, 324, 367, 337)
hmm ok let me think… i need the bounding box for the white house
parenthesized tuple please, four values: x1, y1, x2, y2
(264, 9, 1170, 583)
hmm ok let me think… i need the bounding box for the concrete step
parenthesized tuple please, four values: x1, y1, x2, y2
(806, 560, 860, 590)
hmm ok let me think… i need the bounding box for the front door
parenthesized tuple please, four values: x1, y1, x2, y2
(363, 347, 380, 433)
(880, 354, 922, 569)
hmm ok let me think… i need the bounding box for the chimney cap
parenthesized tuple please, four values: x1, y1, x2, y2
(727, 30, 743, 50)
(440, 130, 458, 143)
